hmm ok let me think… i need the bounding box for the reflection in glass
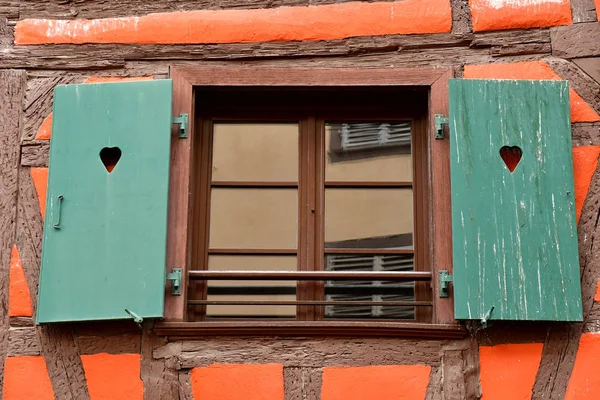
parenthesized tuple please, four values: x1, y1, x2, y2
(325, 122, 412, 182)
(206, 256, 297, 318)
(324, 254, 415, 319)
(209, 188, 298, 250)
(324, 189, 413, 249)
(212, 123, 299, 182)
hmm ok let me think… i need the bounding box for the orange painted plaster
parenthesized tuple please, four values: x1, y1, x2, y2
(15, 0, 452, 45)
(469, 0, 572, 32)
(35, 76, 152, 141)
(464, 61, 600, 123)
(566, 332, 600, 399)
(596, 0, 600, 20)
(8, 245, 33, 317)
(479, 343, 543, 400)
(595, 280, 600, 302)
(191, 364, 284, 400)
(31, 167, 48, 220)
(3, 356, 54, 400)
(80, 353, 143, 400)
(35, 114, 53, 140)
(321, 365, 431, 400)
(573, 146, 600, 223)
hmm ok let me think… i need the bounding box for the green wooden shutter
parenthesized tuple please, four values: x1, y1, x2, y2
(37, 80, 173, 323)
(449, 79, 582, 322)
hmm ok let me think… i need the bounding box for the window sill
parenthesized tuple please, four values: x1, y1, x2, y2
(154, 321, 466, 339)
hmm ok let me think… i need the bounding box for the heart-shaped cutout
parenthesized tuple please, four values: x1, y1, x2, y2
(499, 145, 522, 173)
(99, 147, 122, 173)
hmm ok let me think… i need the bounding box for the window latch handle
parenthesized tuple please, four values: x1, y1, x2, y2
(53, 195, 64, 229)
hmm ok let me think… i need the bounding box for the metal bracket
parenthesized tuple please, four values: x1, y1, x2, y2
(124, 308, 143, 324)
(480, 306, 495, 329)
(166, 268, 182, 295)
(434, 114, 449, 140)
(439, 270, 453, 298)
(173, 113, 189, 139)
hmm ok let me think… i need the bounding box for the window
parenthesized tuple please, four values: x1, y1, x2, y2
(186, 88, 431, 324)
(156, 67, 461, 336)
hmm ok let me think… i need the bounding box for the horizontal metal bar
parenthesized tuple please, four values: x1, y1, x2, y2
(189, 300, 432, 307)
(189, 270, 431, 281)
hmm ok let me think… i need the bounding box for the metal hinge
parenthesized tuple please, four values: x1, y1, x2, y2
(434, 114, 449, 140)
(439, 270, 453, 298)
(166, 268, 182, 295)
(173, 113, 189, 139)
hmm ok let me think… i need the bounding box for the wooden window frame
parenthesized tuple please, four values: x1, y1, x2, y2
(157, 66, 463, 338)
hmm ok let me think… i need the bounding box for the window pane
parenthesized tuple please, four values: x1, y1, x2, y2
(209, 188, 298, 249)
(212, 123, 299, 182)
(206, 256, 296, 318)
(324, 189, 413, 249)
(325, 122, 412, 182)
(324, 254, 415, 319)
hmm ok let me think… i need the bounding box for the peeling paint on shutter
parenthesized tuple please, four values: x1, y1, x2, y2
(449, 79, 582, 322)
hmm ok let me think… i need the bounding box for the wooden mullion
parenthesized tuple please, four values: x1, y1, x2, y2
(324, 181, 413, 188)
(297, 117, 309, 320)
(413, 116, 433, 323)
(324, 249, 414, 255)
(211, 181, 298, 188)
(314, 118, 326, 320)
(195, 117, 215, 321)
(207, 249, 298, 255)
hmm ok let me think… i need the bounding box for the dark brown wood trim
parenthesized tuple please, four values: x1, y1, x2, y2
(188, 300, 433, 307)
(211, 181, 298, 188)
(323, 248, 414, 254)
(163, 67, 193, 321)
(176, 66, 444, 87)
(430, 69, 454, 324)
(207, 249, 298, 255)
(324, 181, 413, 188)
(154, 321, 466, 338)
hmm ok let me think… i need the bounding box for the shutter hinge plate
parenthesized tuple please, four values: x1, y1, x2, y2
(166, 268, 182, 295)
(439, 270, 453, 298)
(173, 113, 189, 139)
(434, 114, 448, 140)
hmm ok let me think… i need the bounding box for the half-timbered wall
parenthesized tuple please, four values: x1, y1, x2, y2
(1, 0, 600, 399)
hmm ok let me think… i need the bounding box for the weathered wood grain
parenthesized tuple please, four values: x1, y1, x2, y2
(21, 143, 49, 167)
(546, 58, 600, 114)
(156, 337, 443, 369)
(76, 333, 141, 355)
(0, 69, 26, 392)
(572, 123, 600, 146)
(472, 28, 552, 57)
(8, 316, 34, 327)
(37, 324, 90, 400)
(574, 57, 600, 85)
(440, 351, 466, 400)
(2, 29, 557, 72)
(8, 327, 40, 356)
(0, 16, 12, 49)
(141, 323, 179, 400)
(0, 2, 19, 22)
(178, 371, 194, 400)
(450, 0, 473, 35)
(284, 367, 322, 400)
(551, 23, 600, 59)
(570, 0, 598, 23)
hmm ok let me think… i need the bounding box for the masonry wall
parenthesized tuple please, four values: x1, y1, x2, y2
(1, 1, 600, 399)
